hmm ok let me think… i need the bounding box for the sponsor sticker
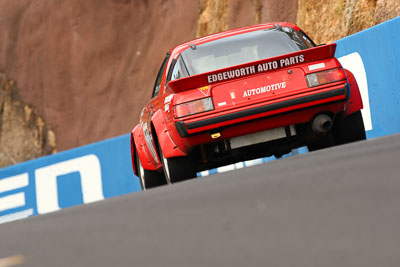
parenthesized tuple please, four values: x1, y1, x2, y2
(207, 54, 305, 84)
(243, 82, 286, 98)
(164, 95, 173, 104)
(308, 62, 326, 71)
(217, 102, 227, 107)
(198, 85, 211, 96)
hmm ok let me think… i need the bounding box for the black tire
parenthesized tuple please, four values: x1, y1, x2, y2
(135, 149, 166, 190)
(159, 146, 197, 184)
(332, 110, 366, 145)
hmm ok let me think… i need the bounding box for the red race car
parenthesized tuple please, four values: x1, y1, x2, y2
(131, 22, 366, 190)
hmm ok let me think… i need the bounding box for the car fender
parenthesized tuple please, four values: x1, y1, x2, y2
(131, 124, 159, 172)
(151, 110, 186, 158)
(344, 69, 363, 115)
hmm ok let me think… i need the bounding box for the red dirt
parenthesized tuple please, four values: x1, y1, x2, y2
(0, 0, 298, 152)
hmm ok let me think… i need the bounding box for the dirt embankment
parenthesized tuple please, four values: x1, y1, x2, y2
(0, 0, 297, 166)
(0, 74, 56, 167)
(0, 0, 398, 167)
(197, 0, 298, 37)
(0, 0, 199, 166)
(297, 0, 400, 44)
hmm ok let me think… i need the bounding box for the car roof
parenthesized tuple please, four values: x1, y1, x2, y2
(169, 22, 301, 58)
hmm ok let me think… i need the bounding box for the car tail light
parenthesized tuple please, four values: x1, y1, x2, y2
(306, 68, 346, 87)
(174, 97, 214, 118)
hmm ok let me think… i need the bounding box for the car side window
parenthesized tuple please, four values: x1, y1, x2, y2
(152, 53, 170, 98)
(166, 55, 189, 84)
(298, 30, 316, 48)
(171, 60, 183, 81)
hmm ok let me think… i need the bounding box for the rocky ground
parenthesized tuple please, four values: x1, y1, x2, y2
(297, 0, 400, 44)
(0, 74, 55, 167)
(0, 0, 398, 167)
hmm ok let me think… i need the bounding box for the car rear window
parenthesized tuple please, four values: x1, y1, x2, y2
(181, 27, 311, 76)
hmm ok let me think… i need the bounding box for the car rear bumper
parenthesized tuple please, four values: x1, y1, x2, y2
(176, 84, 348, 138)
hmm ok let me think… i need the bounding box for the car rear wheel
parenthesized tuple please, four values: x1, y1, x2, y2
(135, 149, 166, 190)
(159, 147, 197, 184)
(332, 110, 366, 145)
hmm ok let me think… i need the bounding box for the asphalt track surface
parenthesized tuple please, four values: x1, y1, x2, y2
(1, 134, 400, 267)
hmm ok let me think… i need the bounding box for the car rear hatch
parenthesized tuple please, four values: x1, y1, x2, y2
(169, 44, 348, 136)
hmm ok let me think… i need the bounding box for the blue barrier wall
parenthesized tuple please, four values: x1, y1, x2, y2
(335, 16, 400, 139)
(1, 17, 399, 223)
(0, 134, 140, 223)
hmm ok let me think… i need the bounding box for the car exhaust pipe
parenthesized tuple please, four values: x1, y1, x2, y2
(311, 114, 333, 134)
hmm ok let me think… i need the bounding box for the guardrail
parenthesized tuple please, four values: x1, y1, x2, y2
(1, 16, 399, 223)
